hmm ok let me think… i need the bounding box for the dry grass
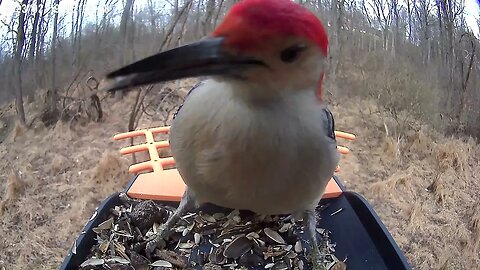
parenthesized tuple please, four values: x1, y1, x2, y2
(470, 204, 480, 253)
(8, 120, 27, 143)
(407, 200, 425, 230)
(0, 169, 26, 216)
(91, 151, 130, 186)
(332, 98, 480, 269)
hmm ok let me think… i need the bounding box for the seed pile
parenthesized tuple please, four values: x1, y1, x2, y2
(79, 194, 346, 270)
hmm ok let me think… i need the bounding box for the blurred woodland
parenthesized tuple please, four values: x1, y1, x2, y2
(0, 0, 478, 140)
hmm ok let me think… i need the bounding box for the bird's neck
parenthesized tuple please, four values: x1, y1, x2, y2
(223, 78, 317, 104)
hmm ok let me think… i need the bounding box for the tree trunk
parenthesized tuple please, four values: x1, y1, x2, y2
(329, 0, 345, 85)
(390, 0, 399, 58)
(147, 0, 157, 32)
(435, 0, 445, 64)
(28, 0, 42, 61)
(391, 31, 395, 58)
(35, 1, 47, 59)
(120, 0, 135, 65)
(213, 0, 225, 29)
(14, 0, 28, 125)
(203, 0, 216, 36)
(50, 0, 60, 111)
(117, 0, 135, 99)
(406, 0, 413, 42)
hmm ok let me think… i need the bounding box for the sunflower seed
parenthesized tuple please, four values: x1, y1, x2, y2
(152, 223, 161, 234)
(264, 228, 285, 244)
(223, 236, 253, 259)
(200, 213, 216, 223)
(178, 242, 194, 249)
(186, 222, 195, 231)
(150, 260, 173, 267)
(174, 225, 186, 232)
(294, 240, 302, 253)
(193, 233, 201, 244)
(99, 241, 110, 253)
(265, 262, 275, 269)
(212, 213, 225, 220)
(246, 232, 260, 240)
(93, 217, 114, 232)
(298, 259, 304, 270)
(106, 256, 130, 264)
(83, 194, 340, 270)
(227, 209, 240, 219)
(80, 258, 104, 267)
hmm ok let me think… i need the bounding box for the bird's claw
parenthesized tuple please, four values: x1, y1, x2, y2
(145, 190, 195, 258)
(309, 249, 328, 270)
(145, 226, 168, 258)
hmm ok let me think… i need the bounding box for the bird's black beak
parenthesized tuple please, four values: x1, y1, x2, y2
(102, 37, 265, 92)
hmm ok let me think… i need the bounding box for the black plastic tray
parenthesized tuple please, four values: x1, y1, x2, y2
(60, 176, 411, 270)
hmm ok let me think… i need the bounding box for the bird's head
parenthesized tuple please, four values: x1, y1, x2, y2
(103, 0, 328, 100)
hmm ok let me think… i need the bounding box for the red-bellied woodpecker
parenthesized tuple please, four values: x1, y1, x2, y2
(103, 0, 339, 268)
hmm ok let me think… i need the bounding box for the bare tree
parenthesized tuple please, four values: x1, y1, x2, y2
(415, 0, 433, 64)
(203, 0, 216, 36)
(147, 0, 157, 32)
(454, 33, 476, 122)
(35, 2, 47, 60)
(14, 0, 29, 125)
(371, 0, 391, 51)
(116, 0, 135, 99)
(120, 0, 135, 65)
(329, 0, 346, 84)
(72, 0, 87, 65)
(28, 0, 42, 60)
(405, 0, 414, 42)
(437, 0, 466, 116)
(388, 0, 400, 58)
(50, 0, 60, 113)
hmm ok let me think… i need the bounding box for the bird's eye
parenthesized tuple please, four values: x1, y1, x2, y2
(280, 44, 307, 63)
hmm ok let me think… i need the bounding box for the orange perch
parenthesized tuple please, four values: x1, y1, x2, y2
(113, 126, 355, 202)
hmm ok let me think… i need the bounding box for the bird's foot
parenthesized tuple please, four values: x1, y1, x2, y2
(302, 208, 328, 270)
(145, 189, 195, 258)
(145, 224, 170, 257)
(309, 247, 327, 270)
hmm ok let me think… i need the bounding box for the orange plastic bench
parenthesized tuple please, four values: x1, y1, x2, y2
(114, 126, 356, 202)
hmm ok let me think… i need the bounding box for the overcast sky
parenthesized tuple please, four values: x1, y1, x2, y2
(0, 0, 479, 48)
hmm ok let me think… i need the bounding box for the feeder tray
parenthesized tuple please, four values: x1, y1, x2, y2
(60, 126, 411, 270)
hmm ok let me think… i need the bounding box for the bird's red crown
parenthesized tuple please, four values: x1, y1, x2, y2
(212, 0, 328, 56)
